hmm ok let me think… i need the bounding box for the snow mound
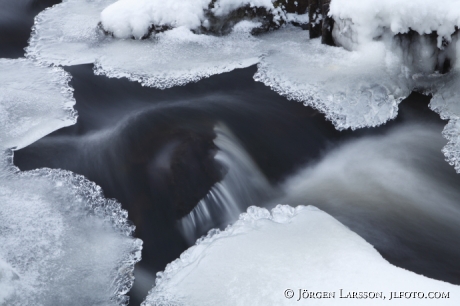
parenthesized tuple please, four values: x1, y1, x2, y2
(143, 205, 460, 306)
(100, 0, 210, 39)
(330, 0, 460, 49)
(0, 58, 141, 305)
(100, 0, 281, 39)
(0, 59, 76, 150)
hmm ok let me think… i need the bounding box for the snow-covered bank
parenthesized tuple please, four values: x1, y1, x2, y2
(144, 205, 460, 306)
(0, 59, 141, 305)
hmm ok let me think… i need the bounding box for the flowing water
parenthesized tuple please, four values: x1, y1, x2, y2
(3, 1, 460, 305)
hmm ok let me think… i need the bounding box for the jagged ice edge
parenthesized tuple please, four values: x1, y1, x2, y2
(141, 204, 315, 305)
(253, 54, 403, 131)
(12, 166, 143, 306)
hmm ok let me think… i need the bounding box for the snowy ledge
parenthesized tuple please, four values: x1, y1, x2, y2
(143, 205, 460, 306)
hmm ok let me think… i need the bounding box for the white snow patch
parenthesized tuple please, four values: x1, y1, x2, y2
(211, 0, 275, 16)
(286, 12, 309, 24)
(100, 0, 210, 39)
(143, 205, 460, 306)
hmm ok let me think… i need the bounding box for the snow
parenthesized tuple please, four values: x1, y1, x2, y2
(24, 0, 460, 172)
(0, 59, 142, 305)
(100, 0, 210, 39)
(26, 0, 262, 88)
(285, 12, 309, 24)
(0, 258, 16, 304)
(330, 0, 460, 49)
(211, 0, 275, 16)
(100, 0, 279, 39)
(143, 205, 460, 306)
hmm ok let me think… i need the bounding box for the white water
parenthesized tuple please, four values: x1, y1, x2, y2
(178, 124, 274, 244)
(168, 122, 460, 305)
(280, 123, 460, 263)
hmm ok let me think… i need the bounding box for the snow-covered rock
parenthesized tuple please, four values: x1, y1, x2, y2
(99, 0, 310, 38)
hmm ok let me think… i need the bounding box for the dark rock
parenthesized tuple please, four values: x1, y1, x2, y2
(308, 0, 334, 45)
(321, 2, 335, 46)
(308, 0, 322, 39)
(201, 1, 309, 36)
(274, 0, 308, 14)
(200, 5, 281, 36)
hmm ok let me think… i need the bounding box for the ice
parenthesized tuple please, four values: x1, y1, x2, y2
(255, 27, 409, 130)
(25, 0, 460, 171)
(93, 26, 261, 89)
(0, 59, 141, 305)
(421, 69, 460, 172)
(279, 123, 460, 266)
(26, 0, 262, 88)
(143, 205, 460, 306)
(26, 0, 117, 66)
(0, 165, 142, 306)
(0, 58, 76, 150)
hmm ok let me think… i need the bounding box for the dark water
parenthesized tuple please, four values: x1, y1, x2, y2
(3, 0, 460, 305)
(14, 63, 348, 304)
(0, 0, 60, 58)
